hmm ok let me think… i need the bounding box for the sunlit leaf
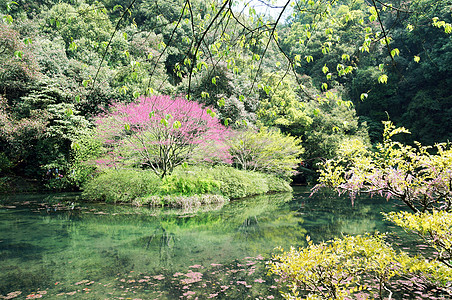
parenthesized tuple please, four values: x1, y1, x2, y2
(378, 74, 388, 84)
(360, 93, 368, 101)
(14, 50, 22, 59)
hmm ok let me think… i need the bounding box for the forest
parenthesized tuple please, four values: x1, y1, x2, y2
(0, 0, 450, 192)
(1, 0, 452, 299)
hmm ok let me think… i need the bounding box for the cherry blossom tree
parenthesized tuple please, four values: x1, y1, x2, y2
(94, 95, 232, 177)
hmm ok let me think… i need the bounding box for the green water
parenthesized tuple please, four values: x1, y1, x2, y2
(0, 187, 401, 299)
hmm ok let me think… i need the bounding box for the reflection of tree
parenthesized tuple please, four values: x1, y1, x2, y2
(238, 216, 259, 239)
(235, 211, 308, 253)
(300, 190, 399, 242)
(145, 226, 177, 268)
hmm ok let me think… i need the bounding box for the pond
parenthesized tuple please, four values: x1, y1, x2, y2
(0, 187, 403, 299)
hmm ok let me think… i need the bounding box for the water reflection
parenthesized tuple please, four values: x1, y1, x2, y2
(0, 188, 401, 298)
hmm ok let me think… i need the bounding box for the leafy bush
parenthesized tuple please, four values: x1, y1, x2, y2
(269, 234, 452, 300)
(286, 122, 452, 299)
(0, 152, 12, 174)
(136, 194, 228, 208)
(82, 169, 161, 203)
(227, 127, 304, 180)
(174, 166, 292, 199)
(159, 173, 221, 196)
(263, 174, 292, 193)
(82, 166, 291, 203)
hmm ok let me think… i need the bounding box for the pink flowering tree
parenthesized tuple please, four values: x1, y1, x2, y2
(315, 121, 452, 213)
(270, 122, 452, 299)
(94, 95, 232, 177)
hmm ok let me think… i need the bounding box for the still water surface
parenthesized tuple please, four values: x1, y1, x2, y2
(0, 187, 401, 299)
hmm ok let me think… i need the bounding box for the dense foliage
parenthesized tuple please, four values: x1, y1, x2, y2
(82, 165, 292, 205)
(0, 0, 394, 187)
(1, 0, 451, 298)
(270, 124, 452, 299)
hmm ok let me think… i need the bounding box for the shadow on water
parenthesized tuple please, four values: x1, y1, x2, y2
(0, 188, 405, 298)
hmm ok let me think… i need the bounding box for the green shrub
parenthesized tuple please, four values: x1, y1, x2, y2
(82, 166, 292, 203)
(0, 176, 11, 193)
(227, 128, 304, 180)
(173, 166, 292, 199)
(136, 194, 228, 208)
(264, 174, 292, 193)
(0, 152, 12, 174)
(82, 169, 161, 203)
(159, 173, 221, 196)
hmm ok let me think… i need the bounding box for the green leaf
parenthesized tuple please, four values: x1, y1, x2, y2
(14, 50, 23, 59)
(378, 74, 388, 84)
(69, 41, 77, 52)
(82, 80, 90, 88)
(113, 5, 123, 11)
(414, 55, 421, 63)
(3, 15, 13, 24)
(206, 109, 216, 118)
(321, 83, 328, 91)
(160, 118, 169, 127)
(173, 120, 181, 129)
(65, 108, 73, 117)
(123, 32, 127, 40)
(322, 65, 329, 74)
(75, 95, 81, 103)
(212, 76, 217, 85)
(390, 48, 400, 57)
(71, 141, 80, 150)
(133, 91, 140, 99)
(120, 85, 128, 94)
(6, 1, 18, 11)
(149, 111, 155, 118)
(217, 98, 225, 107)
(124, 124, 130, 131)
(360, 93, 368, 101)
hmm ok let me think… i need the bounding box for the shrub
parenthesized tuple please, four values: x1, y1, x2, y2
(268, 234, 452, 300)
(227, 127, 304, 180)
(263, 174, 292, 193)
(82, 166, 291, 203)
(136, 194, 228, 208)
(174, 166, 292, 199)
(159, 173, 221, 196)
(82, 169, 161, 203)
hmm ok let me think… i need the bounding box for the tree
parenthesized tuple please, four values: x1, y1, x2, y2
(94, 95, 231, 177)
(269, 122, 452, 299)
(315, 121, 452, 212)
(227, 127, 304, 179)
